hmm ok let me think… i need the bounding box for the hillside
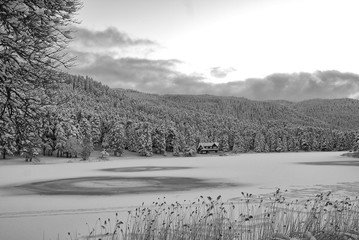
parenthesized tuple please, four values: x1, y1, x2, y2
(110, 90, 359, 130)
(162, 95, 332, 128)
(291, 98, 359, 130)
(2, 74, 358, 160)
(67, 75, 359, 153)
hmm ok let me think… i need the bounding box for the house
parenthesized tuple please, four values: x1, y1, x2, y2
(197, 142, 219, 153)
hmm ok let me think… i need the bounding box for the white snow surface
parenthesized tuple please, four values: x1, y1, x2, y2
(0, 152, 358, 240)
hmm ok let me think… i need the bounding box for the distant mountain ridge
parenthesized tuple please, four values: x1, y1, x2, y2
(107, 70, 359, 101)
(113, 89, 359, 130)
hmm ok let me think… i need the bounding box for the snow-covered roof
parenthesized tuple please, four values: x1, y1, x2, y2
(198, 142, 219, 147)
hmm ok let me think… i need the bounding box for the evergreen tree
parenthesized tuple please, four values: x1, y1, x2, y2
(267, 129, 277, 152)
(184, 123, 196, 149)
(90, 115, 101, 146)
(232, 134, 246, 153)
(172, 135, 180, 156)
(243, 129, 255, 151)
(136, 122, 153, 157)
(108, 122, 126, 156)
(21, 129, 42, 162)
(293, 136, 301, 152)
(281, 134, 288, 152)
(79, 118, 93, 160)
(311, 133, 320, 151)
(320, 136, 328, 151)
(183, 145, 196, 157)
(218, 133, 230, 152)
(165, 126, 177, 152)
(55, 123, 67, 157)
(254, 132, 265, 153)
(353, 133, 359, 152)
(335, 131, 346, 151)
(125, 121, 138, 152)
(64, 137, 81, 158)
(264, 143, 270, 152)
(301, 138, 309, 151)
(152, 125, 166, 155)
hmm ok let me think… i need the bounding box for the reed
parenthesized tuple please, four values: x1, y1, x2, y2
(74, 190, 359, 240)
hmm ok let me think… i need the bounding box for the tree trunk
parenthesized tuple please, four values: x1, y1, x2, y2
(2, 149, 6, 159)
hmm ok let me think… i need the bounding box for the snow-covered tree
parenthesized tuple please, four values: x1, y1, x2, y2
(165, 126, 177, 152)
(1, 0, 80, 160)
(79, 118, 93, 160)
(21, 130, 42, 162)
(64, 137, 81, 158)
(254, 132, 265, 153)
(136, 122, 153, 157)
(276, 137, 284, 152)
(55, 123, 67, 157)
(125, 120, 138, 152)
(0, 0, 81, 133)
(152, 125, 166, 155)
(90, 115, 101, 146)
(108, 122, 126, 156)
(266, 128, 277, 152)
(353, 133, 359, 152)
(0, 121, 16, 159)
(218, 133, 230, 152)
(172, 136, 180, 156)
(232, 134, 246, 153)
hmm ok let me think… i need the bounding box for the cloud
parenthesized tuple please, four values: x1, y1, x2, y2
(71, 26, 156, 49)
(237, 71, 359, 101)
(210, 67, 236, 78)
(69, 50, 205, 94)
(68, 28, 359, 101)
(68, 27, 204, 94)
(71, 53, 359, 101)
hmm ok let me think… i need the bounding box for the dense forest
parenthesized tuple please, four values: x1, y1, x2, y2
(2, 73, 358, 160)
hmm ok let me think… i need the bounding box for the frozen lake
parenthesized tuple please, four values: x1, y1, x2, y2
(0, 152, 358, 240)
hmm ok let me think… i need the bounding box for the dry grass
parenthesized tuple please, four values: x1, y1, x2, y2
(72, 190, 359, 240)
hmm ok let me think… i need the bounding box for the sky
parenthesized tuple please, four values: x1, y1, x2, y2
(68, 0, 359, 101)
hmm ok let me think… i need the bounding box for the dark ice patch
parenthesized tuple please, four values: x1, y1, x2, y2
(16, 176, 241, 196)
(297, 160, 359, 167)
(102, 166, 192, 172)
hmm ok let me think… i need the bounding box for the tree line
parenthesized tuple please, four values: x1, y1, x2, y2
(1, 74, 358, 160)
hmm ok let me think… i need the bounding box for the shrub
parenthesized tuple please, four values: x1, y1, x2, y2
(183, 146, 196, 157)
(98, 149, 110, 160)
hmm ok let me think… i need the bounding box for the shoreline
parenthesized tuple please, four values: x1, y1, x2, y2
(1, 149, 356, 167)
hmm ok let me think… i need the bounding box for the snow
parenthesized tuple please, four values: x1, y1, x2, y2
(0, 152, 358, 240)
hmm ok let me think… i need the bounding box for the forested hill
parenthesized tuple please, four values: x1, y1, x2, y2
(290, 99, 359, 130)
(62, 74, 359, 154)
(162, 95, 331, 128)
(3, 74, 359, 159)
(110, 89, 359, 131)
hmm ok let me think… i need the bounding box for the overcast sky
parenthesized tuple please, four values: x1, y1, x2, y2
(69, 0, 359, 101)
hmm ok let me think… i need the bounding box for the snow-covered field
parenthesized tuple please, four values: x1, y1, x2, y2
(0, 152, 358, 240)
